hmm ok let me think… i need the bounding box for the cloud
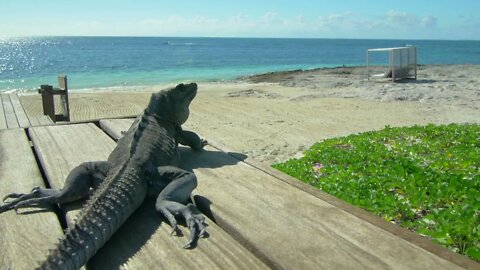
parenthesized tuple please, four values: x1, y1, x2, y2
(132, 10, 447, 39)
(2, 9, 476, 40)
(317, 13, 350, 28)
(349, 10, 443, 38)
(261, 12, 280, 24)
(136, 12, 295, 37)
(382, 10, 438, 30)
(385, 10, 417, 26)
(138, 16, 222, 36)
(296, 15, 306, 24)
(421, 16, 438, 28)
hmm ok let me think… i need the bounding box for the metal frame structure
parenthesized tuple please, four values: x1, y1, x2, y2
(366, 46, 417, 82)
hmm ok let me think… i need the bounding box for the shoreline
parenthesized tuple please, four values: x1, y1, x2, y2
(12, 63, 478, 93)
(19, 64, 480, 164)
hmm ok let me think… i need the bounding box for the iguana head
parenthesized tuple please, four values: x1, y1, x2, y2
(146, 83, 197, 125)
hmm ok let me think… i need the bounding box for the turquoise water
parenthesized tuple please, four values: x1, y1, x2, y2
(1, 37, 479, 92)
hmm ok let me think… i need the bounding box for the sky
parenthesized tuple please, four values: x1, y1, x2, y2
(0, 0, 479, 40)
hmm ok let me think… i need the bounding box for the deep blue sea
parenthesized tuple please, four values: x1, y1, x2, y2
(1, 37, 479, 92)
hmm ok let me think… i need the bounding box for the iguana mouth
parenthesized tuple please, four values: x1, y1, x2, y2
(184, 83, 198, 101)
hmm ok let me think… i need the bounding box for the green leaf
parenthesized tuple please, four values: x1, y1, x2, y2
(465, 247, 480, 260)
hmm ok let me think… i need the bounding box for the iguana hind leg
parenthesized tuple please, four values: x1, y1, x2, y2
(0, 161, 110, 213)
(147, 166, 207, 248)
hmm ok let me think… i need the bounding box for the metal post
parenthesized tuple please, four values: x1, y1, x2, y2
(390, 50, 394, 82)
(38, 85, 55, 122)
(414, 47, 417, 80)
(366, 50, 370, 80)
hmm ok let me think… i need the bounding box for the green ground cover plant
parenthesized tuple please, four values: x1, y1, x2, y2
(273, 123, 480, 261)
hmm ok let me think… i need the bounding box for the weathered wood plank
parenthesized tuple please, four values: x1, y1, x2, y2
(37, 115, 54, 126)
(28, 115, 41, 126)
(29, 116, 55, 127)
(1, 94, 19, 128)
(189, 151, 466, 270)
(0, 98, 7, 130)
(29, 124, 117, 222)
(9, 93, 31, 128)
(29, 123, 268, 270)
(99, 118, 135, 140)
(99, 118, 470, 270)
(30, 115, 55, 127)
(0, 129, 64, 270)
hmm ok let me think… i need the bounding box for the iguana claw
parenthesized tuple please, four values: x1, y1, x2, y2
(3, 193, 20, 202)
(0, 187, 59, 214)
(2, 187, 38, 202)
(157, 201, 207, 248)
(0, 191, 32, 213)
(170, 225, 180, 236)
(183, 204, 206, 248)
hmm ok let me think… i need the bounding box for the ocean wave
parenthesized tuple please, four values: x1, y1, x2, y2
(163, 41, 197, 46)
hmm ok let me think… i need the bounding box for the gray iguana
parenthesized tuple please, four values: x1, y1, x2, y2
(0, 83, 208, 269)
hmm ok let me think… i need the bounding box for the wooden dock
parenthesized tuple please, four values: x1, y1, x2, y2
(0, 93, 53, 130)
(0, 120, 478, 270)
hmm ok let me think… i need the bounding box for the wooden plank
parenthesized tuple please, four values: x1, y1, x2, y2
(0, 95, 7, 129)
(57, 75, 67, 90)
(29, 124, 112, 186)
(99, 119, 470, 270)
(36, 115, 54, 126)
(246, 157, 480, 270)
(1, 94, 19, 128)
(28, 115, 41, 126)
(99, 118, 135, 140)
(29, 123, 268, 270)
(0, 129, 64, 270)
(9, 93, 31, 128)
(193, 151, 472, 269)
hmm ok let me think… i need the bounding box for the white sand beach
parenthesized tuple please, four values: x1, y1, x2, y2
(20, 64, 480, 165)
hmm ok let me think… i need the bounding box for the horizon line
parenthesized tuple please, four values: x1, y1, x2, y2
(1, 35, 479, 42)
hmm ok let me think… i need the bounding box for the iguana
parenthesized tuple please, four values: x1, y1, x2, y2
(0, 83, 208, 269)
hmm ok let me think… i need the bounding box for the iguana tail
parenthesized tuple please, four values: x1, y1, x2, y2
(37, 166, 147, 270)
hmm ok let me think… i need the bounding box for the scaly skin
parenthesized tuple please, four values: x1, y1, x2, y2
(0, 83, 207, 269)
(41, 167, 146, 269)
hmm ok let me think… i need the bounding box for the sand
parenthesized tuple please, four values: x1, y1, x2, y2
(19, 65, 480, 165)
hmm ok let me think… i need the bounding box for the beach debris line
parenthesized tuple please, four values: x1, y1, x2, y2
(225, 89, 281, 98)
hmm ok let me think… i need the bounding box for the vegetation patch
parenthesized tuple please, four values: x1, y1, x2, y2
(273, 124, 480, 261)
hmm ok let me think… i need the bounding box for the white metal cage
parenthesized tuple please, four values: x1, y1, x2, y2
(366, 46, 417, 82)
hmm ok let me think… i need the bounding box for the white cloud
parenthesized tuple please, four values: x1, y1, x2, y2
(136, 12, 294, 37)
(421, 16, 438, 28)
(385, 10, 417, 26)
(261, 12, 280, 23)
(296, 15, 306, 24)
(2, 9, 476, 40)
(68, 11, 474, 39)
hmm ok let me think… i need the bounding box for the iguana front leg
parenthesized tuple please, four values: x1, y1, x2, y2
(177, 130, 208, 151)
(0, 161, 110, 213)
(147, 166, 207, 248)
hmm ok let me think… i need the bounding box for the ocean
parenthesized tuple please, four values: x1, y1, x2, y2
(1, 37, 479, 93)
